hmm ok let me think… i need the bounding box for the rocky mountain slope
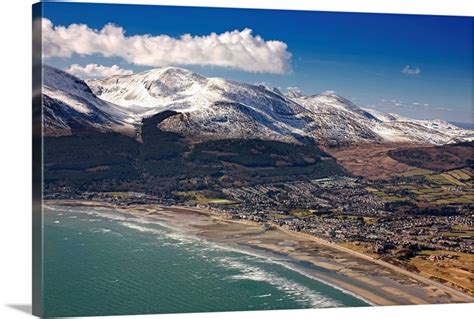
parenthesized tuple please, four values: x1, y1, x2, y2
(43, 65, 473, 145)
(87, 67, 311, 143)
(290, 92, 473, 145)
(42, 65, 136, 137)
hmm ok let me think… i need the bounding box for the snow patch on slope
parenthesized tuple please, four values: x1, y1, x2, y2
(49, 65, 473, 145)
(42, 65, 137, 136)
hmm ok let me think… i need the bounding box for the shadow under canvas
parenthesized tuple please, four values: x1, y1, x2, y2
(7, 304, 32, 314)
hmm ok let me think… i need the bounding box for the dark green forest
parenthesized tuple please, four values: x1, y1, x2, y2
(44, 112, 345, 196)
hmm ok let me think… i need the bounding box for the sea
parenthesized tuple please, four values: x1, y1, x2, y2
(43, 205, 368, 317)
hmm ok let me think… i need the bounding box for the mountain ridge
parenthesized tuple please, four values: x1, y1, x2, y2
(43, 65, 473, 146)
(42, 65, 137, 137)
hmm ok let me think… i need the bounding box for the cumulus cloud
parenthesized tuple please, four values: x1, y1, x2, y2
(65, 64, 133, 78)
(42, 18, 292, 74)
(401, 65, 421, 76)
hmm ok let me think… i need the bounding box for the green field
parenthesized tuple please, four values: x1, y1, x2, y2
(290, 209, 318, 218)
(371, 168, 473, 206)
(176, 191, 236, 205)
(399, 167, 433, 177)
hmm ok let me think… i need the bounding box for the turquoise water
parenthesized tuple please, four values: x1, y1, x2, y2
(43, 205, 368, 317)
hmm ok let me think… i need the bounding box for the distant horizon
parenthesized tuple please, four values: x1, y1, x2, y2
(41, 2, 473, 123)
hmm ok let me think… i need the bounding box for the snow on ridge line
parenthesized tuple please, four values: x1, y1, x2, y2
(42, 65, 138, 137)
(45, 65, 473, 145)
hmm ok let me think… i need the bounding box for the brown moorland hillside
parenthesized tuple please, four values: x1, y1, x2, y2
(388, 142, 473, 172)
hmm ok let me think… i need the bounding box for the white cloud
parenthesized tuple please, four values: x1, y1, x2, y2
(42, 18, 292, 74)
(401, 65, 421, 76)
(65, 64, 133, 78)
(286, 86, 301, 92)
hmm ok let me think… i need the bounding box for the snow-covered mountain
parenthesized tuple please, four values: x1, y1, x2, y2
(42, 65, 137, 137)
(86, 67, 311, 143)
(362, 108, 473, 145)
(290, 92, 473, 145)
(43, 65, 473, 145)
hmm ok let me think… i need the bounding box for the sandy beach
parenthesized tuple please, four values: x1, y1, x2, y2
(45, 199, 474, 306)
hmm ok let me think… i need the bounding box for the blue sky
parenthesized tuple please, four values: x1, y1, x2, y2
(41, 2, 473, 123)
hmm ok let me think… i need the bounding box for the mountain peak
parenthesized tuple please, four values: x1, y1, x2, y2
(286, 89, 303, 98)
(320, 90, 339, 97)
(317, 91, 351, 103)
(142, 66, 206, 82)
(41, 65, 137, 137)
(43, 64, 94, 96)
(50, 65, 474, 145)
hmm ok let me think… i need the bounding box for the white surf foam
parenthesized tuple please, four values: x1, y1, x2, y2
(46, 205, 372, 306)
(219, 256, 340, 308)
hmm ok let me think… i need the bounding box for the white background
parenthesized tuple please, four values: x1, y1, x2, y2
(0, 1, 472, 318)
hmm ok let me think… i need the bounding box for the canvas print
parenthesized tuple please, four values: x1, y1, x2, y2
(33, 2, 474, 317)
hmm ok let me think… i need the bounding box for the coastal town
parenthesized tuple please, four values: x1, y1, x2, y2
(45, 168, 474, 260)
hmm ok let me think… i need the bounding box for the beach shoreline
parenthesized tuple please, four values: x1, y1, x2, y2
(44, 199, 474, 307)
